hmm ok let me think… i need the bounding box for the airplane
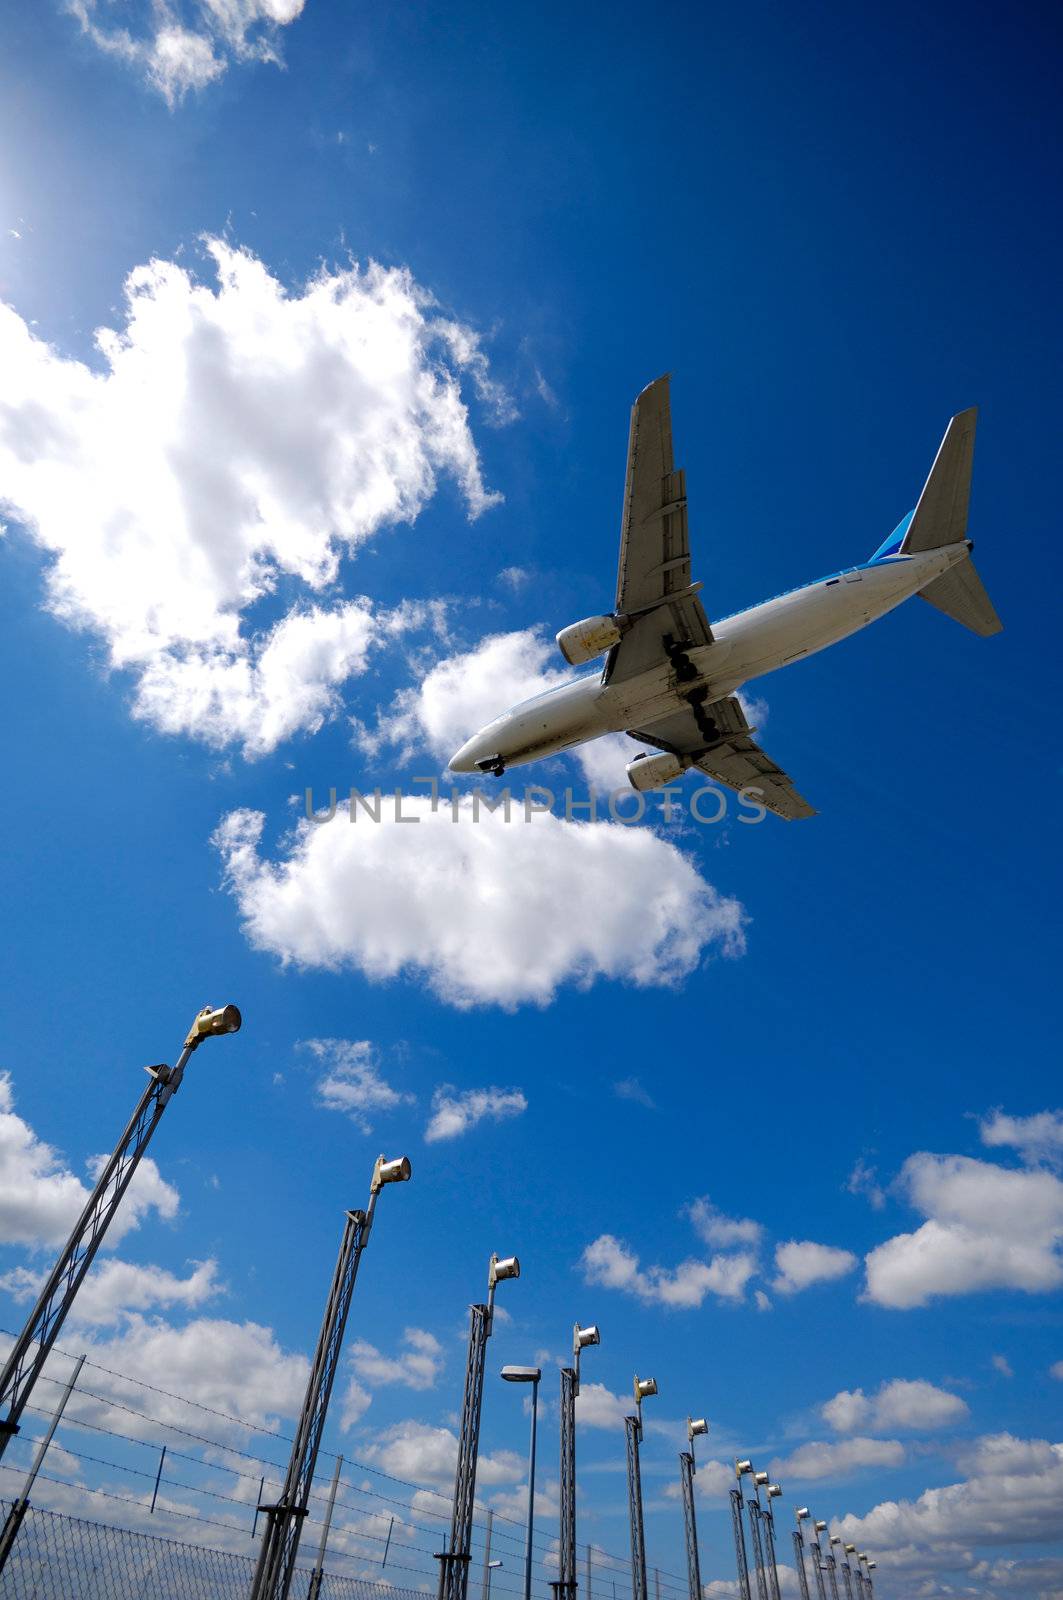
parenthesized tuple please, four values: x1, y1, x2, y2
(449, 376, 1002, 818)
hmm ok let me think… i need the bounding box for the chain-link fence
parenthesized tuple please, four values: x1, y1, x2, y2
(0, 1501, 429, 1600)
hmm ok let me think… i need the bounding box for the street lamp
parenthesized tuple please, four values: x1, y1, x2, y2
(792, 1509, 813, 1600)
(0, 1002, 242, 1463)
(625, 1376, 657, 1600)
(761, 1484, 784, 1600)
(739, 1463, 773, 1600)
(679, 1418, 709, 1600)
(501, 1365, 541, 1600)
(437, 1253, 520, 1600)
(556, 1323, 600, 1600)
(731, 1463, 754, 1600)
(485, 1560, 503, 1600)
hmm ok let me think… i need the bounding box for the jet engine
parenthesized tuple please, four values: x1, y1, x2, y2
(556, 614, 622, 666)
(626, 751, 685, 791)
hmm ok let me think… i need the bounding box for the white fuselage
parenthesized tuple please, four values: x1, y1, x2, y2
(449, 543, 968, 774)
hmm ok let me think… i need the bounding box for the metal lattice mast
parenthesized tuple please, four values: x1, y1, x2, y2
(735, 1465, 768, 1600)
(746, 1501, 770, 1600)
(625, 1420, 646, 1600)
(729, 1489, 752, 1600)
(555, 1322, 599, 1600)
(791, 1529, 811, 1600)
(678, 1417, 708, 1600)
(249, 1154, 411, 1600)
(436, 1254, 520, 1600)
(815, 1524, 840, 1600)
(835, 1546, 854, 1600)
(808, 1524, 830, 1600)
(624, 1375, 657, 1600)
(761, 1483, 783, 1600)
(558, 1367, 577, 1595)
(0, 1004, 241, 1460)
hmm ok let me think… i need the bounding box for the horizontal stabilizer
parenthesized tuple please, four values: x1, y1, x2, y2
(919, 556, 1003, 637)
(902, 408, 977, 552)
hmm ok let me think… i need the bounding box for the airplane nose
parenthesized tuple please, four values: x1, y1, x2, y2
(449, 738, 478, 773)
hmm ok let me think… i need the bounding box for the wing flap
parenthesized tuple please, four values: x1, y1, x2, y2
(630, 694, 816, 821)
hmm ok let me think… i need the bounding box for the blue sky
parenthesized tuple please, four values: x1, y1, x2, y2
(0, 2, 1061, 1597)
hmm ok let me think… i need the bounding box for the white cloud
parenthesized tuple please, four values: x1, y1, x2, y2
(846, 1157, 886, 1209)
(834, 1432, 1063, 1565)
(573, 1381, 630, 1431)
(213, 801, 745, 1009)
(0, 1072, 178, 1249)
(772, 1240, 857, 1295)
(69, 0, 307, 106)
(348, 1328, 443, 1390)
(822, 1379, 968, 1435)
(992, 1353, 1014, 1378)
(863, 1153, 1063, 1309)
(363, 1420, 522, 1487)
(754, 1289, 772, 1312)
(980, 1108, 1063, 1167)
(613, 1076, 656, 1109)
(685, 1197, 764, 1249)
(1051, 1361, 1063, 1381)
(663, 1457, 734, 1504)
(357, 627, 567, 765)
(304, 1038, 414, 1133)
(1, 1314, 313, 1445)
(424, 1085, 527, 1142)
(0, 240, 500, 756)
(339, 1376, 373, 1431)
(769, 1436, 906, 1482)
(0, 1257, 221, 1326)
(579, 1233, 757, 1309)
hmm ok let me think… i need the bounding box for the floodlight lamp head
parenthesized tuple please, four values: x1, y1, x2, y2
(185, 1003, 241, 1050)
(857, 1554, 867, 1564)
(634, 1376, 657, 1404)
(844, 1545, 856, 1555)
(796, 1508, 810, 1523)
(867, 1563, 876, 1572)
(575, 1323, 600, 1353)
(688, 1418, 709, 1443)
(815, 1521, 828, 1533)
(767, 1484, 782, 1499)
(754, 1471, 769, 1487)
(830, 1536, 841, 1547)
(489, 1254, 520, 1288)
(371, 1154, 412, 1193)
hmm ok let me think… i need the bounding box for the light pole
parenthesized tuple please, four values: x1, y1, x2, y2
(859, 1556, 875, 1599)
(625, 1375, 657, 1600)
(812, 1520, 836, 1600)
(819, 1529, 841, 1600)
(737, 1464, 769, 1600)
(249, 1153, 411, 1600)
(0, 1003, 241, 1461)
(831, 1538, 853, 1600)
(556, 1323, 600, 1600)
(792, 1509, 812, 1600)
(761, 1482, 783, 1600)
(436, 1253, 520, 1600)
(730, 1462, 753, 1600)
(485, 1560, 503, 1600)
(501, 1365, 541, 1600)
(842, 1546, 859, 1600)
(678, 1417, 708, 1600)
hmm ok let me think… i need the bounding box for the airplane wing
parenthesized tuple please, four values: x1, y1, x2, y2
(604, 375, 713, 685)
(629, 695, 817, 821)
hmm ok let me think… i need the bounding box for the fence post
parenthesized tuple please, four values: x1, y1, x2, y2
(306, 1454, 343, 1600)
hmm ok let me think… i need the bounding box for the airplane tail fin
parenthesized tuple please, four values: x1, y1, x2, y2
(901, 408, 977, 553)
(918, 557, 1003, 636)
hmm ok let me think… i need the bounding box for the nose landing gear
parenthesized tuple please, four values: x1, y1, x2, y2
(474, 754, 507, 777)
